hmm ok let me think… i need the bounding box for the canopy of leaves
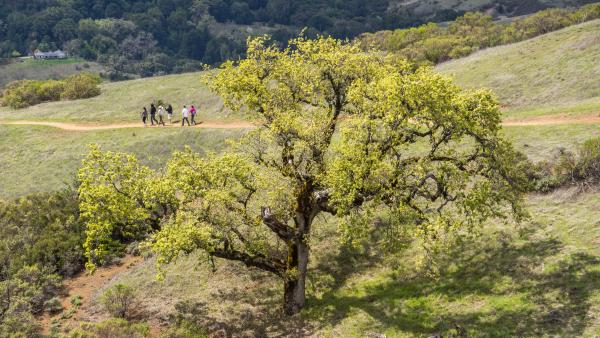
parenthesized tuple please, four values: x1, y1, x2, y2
(79, 36, 527, 284)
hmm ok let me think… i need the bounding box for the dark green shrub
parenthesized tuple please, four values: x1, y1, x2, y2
(101, 283, 137, 319)
(12, 265, 63, 314)
(0, 189, 84, 279)
(71, 294, 83, 307)
(44, 296, 63, 314)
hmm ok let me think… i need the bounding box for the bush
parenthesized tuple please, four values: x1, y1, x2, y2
(0, 310, 41, 338)
(0, 73, 101, 108)
(0, 190, 83, 337)
(0, 189, 85, 279)
(1, 80, 43, 108)
(44, 296, 63, 314)
(101, 283, 137, 319)
(71, 294, 83, 307)
(12, 265, 64, 314)
(38, 80, 65, 102)
(569, 137, 600, 186)
(61, 72, 102, 100)
(529, 138, 600, 192)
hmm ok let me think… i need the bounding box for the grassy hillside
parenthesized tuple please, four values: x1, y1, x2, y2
(0, 72, 241, 124)
(436, 19, 600, 119)
(0, 125, 246, 199)
(83, 187, 600, 337)
(2, 10, 600, 338)
(0, 58, 103, 89)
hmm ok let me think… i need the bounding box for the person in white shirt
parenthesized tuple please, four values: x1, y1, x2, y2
(157, 105, 166, 126)
(181, 105, 191, 126)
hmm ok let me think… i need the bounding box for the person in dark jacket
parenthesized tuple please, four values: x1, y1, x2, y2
(166, 104, 173, 124)
(150, 103, 158, 126)
(141, 107, 148, 126)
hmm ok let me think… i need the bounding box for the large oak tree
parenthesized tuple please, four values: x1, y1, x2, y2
(78, 36, 526, 315)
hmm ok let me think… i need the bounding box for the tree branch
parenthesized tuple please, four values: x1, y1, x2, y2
(261, 207, 295, 241)
(211, 241, 285, 278)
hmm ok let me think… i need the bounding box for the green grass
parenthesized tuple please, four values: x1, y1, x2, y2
(306, 190, 600, 337)
(503, 123, 600, 162)
(97, 189, 600, 337)
(504, 97, 600, 120)
(0, 57, 104, 89)
(436, 19, 600, 119)
(1, 16, 599, 336)
(0, 125, 246, 199)
(0, 71, 241, 124)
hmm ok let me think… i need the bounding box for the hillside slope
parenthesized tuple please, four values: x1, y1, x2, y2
(0, 72, 239, 124)
(436, 19, 600, 119)
(0, 58, 103, 88)
(390, 0, 588, 17)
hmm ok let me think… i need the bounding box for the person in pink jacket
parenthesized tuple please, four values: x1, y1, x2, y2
(190, 105, 197, 125)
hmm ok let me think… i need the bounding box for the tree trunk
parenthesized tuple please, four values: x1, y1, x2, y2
(283, 240, 309, 315)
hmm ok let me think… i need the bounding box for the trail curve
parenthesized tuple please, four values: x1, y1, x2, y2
(0, 120, 255, 131)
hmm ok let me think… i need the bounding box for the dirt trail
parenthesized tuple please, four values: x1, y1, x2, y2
(502, 115, 600, 126)
(2, 114, 600, 131)
(40, 255, 145, 335)
(0, 120, 255, 131)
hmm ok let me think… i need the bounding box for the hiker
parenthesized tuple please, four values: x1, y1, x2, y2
(181, 105, 191, 126)
(157, 105, 166, 126)
(141, 107, 148, 126)
(150, 103, 159, 126)
(190, 105, 197, 125)
(167, 104, 173, 124)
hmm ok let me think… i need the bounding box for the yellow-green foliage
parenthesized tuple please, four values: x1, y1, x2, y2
(78, 36, 526, 314)
(60, 73, 102, 100)
(0, 72, 101, 109)
(360, 4, 600, 65)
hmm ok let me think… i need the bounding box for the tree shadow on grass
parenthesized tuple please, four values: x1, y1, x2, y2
(306, 224, 600, 337)
(170, 221, 392, 337)
(168, 219, 600, 337)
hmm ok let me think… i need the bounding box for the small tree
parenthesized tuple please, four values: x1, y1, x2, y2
(78, 36, 527, 315)
(101, 284, 136, 319)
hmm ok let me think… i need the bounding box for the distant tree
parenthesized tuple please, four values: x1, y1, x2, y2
(231, 1, 254, 24)
(78, 36, 527, 315)
(104, 3, 123, 18)
(53, 18, 78, 43)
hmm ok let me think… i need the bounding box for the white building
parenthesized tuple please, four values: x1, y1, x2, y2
(33, 49, 68, 59)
